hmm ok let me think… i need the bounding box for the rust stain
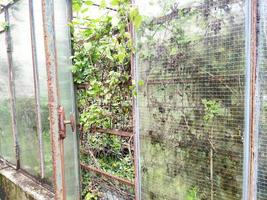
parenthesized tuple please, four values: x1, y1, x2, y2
(80, 163, 134, 187)
(91, 128, 133, 137)
(42, 0, 66, 199)
(249, 0, 258, 199)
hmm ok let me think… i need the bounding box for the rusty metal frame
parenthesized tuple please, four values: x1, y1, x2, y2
(41, 0, 66, 199)
(80, 162, 134, 187)
(0, 1, 81, 199)
(28, 0, 45, 179)
(243, 0, 258, 199)
(248, 0, 258, 199)
(91, 128, 134, 137)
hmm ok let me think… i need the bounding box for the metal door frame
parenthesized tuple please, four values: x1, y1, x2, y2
(0, 1, 80, 199)
(42, 0, 80, 199)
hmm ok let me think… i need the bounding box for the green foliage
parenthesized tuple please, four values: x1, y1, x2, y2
(136, 0, 245, 199)
(85, 192, 99, 200)
(0, 22, 9, 31)
(129, 7, 142, 29)
(186, 187, 201, 200)
(202, 99, 223, 122)
(72, 0, 135, 198)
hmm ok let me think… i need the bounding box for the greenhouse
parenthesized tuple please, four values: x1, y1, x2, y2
(0, 0, 266, 200)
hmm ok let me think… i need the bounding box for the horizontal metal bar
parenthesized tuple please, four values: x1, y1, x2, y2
(80, 162, 134, 187)
(76, 83, 90, 89)
(91, 128, 133, 137)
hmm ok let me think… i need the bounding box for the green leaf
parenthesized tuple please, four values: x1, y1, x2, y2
(72, 0, 82, 11)
(138, 80, 144, 86)
(84, 0, 93, 6)
(130, 7, 142, 29)
(111, 0, 120, 6)
(100, 0, 106, 8)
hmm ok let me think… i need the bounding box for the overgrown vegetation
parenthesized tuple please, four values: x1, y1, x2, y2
(72, 0, 246, 199)
(72, 0, 141, 199)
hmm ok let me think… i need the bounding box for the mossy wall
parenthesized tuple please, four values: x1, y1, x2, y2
(0, 174, 35, 200)
(0, 163, 54, 200)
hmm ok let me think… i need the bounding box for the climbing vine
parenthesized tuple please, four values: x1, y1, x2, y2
(72, 0, 141, 199)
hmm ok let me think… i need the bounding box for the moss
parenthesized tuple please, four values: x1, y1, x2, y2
(0, 173, 35, 200)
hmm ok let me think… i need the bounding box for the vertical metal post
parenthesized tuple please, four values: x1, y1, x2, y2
(243, 0, 258, 199)
(130, 1, 141, 199)
(28, 0, 45, 179)
(243, 0, 251, 198)
(66, 0, 82, 198)
(249, 0, 258, 198)
(4, 7, 20, 170)
(41, 0, 66, 199)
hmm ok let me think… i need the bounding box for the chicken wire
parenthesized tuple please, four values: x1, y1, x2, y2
(135, 0, 245, 199)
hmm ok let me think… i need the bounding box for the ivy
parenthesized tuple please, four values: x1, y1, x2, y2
(72, 0, 136, 198)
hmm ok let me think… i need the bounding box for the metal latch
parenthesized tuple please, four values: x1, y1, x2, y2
(58, 106, 75, 139)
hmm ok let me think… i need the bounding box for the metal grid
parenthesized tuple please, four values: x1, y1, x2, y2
(135, 0, 246, 199)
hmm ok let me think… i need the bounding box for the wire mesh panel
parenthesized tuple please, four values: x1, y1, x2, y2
(135, 0, 245, 199)
(257, 0, 267, 199)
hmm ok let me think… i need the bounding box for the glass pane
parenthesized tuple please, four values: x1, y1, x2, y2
(54, 0, 80, 199)
(135, 1, 245, 199)
(257, 0, 267, 199)
(32, 0, 53, 182)
(0, 13, 15, 164)
(9, 0, 40, 176)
